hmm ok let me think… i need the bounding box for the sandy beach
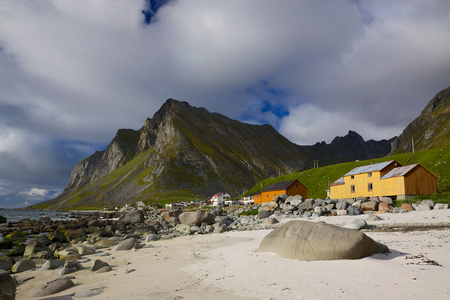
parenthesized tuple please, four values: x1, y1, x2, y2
(13, 209, 450, 300)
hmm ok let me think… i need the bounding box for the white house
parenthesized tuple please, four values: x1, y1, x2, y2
(210, 191, 231, 206)
(241, 193, 256, 205)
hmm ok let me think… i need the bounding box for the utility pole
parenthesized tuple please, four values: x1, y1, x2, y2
(412, 137, 415, 153)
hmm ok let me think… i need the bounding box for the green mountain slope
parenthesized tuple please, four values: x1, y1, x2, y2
(245, 147, 450, 200)
(390, 86, 450, 154)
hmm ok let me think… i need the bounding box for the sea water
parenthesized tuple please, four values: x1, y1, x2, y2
(0, 210, 77, 222)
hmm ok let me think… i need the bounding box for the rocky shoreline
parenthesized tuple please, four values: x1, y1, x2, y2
(0, 196, 449, 298)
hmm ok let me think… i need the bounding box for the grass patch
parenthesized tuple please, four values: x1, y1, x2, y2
(239, 208, 258, 216)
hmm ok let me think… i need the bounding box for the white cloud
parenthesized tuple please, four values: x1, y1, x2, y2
(20, 187, 48, 198)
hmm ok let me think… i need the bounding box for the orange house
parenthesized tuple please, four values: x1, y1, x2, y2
(254, 180, 308, 204)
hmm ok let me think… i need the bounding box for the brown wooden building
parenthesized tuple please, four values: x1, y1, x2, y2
(254, 179, 308, 204)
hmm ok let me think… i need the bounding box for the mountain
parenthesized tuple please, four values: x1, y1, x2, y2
(34, 99, 310, 210)
(32, 98, 401, 210)
(389, 86, 450, 155)
(298, 131, 394, 169)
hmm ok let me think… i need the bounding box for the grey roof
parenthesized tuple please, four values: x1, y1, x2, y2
(344, 160, 398, 176)
(263, 180, 299, 192)
(330, 176, 345, 186)
(381, 164, 418, 179)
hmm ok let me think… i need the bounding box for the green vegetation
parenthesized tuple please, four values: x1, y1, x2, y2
(244, 147, 450, 200)
(239, 208, 258, 216)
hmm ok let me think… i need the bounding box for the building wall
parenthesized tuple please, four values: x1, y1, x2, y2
(403, 167, 437, 195)
(330, 165, 436, 199)
(259, 182, 308, 203)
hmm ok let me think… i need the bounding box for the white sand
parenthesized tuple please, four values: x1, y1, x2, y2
(14, 209, 450, 300)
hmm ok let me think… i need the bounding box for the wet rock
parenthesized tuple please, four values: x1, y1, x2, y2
(41, 259, 64, 270)
(0, 216, 6, 224)
(0, 270, 16, 299)
(49, 230, 67, 243)
(0, 259, 13, 271)
(23, 240, 54, 259)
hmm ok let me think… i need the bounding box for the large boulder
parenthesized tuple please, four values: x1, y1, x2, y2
(11, 259, 35, 273)
(0, 216, 6, 224)
(23, 240, 54, 259)
(258, 220, 387, 261)
(0, 270, 16, 300)
(118, 210, 144, 225)
(49, 230, 67, 243)
(360, 201, 378, 211)
(179, 211, 215, 226)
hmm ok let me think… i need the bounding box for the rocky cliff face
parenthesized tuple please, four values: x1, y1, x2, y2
(389, 86, 450, 155)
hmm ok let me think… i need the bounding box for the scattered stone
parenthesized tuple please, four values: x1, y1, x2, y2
(434, 203, 448, 210)
(0, 270, 16, 300)
(31, 278, 74, 297)
(179, 211, 215, 226)
(258, 220, 385, 261)
(0, 259, 13, 271)
(49, 230, 67, 243)
(112, 238, 137, 251)
(95, 239, 118, 248)
(23, 240, 54, 259)
(91, 259, 110, 272)
(125, 269, 136, 274)
(95, 266, 112, 273)
(420, 200, 435, 209)
(344, 219, 368, 230)
(267, 218, 279, 225)
(60, 261, 83, 275)
(336, 209, 347, 216)
(76, 245, 96, 256)
(41, 259, 64, 270)
(400, 203, 414, 211)
(377, 203, 391, 214)
(11, 259, 36, 273)
(361, 201, 379, 211)
(118, 210, 144, 225)
(0, 215, 6, 224)
(367, 215, 382, 221)
(161, 210, 183, 220)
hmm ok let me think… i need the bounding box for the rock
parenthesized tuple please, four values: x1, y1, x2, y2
(0, 270, 16, 300)
(95, 239, 118, 248)
(179, 211, 215, 226)
(55, 248, 81, 260)
(258, 221, 385, 261)
(76, 245, 96, 256)
(11, 259, 36, 273)
(267, 218, 280, 225)
(282, 205, 295, 214)
(289, 195, 303, 206)
(375, 242, 390, 253)
(314, 207, 326, 216)
(298, 199, 314, 210)
(143, 234, 159, 242)
(377, 203, 391, 214)
(367, 215, 382, 221)
(112, 238, 137, 251)
(49, 230, 67, 243)
(7, 245, 26, 257)
(161, 210, 183, 220)
(344, 219, 367, 230)
(360, 201, 378, 211)
(400, 203, 414, 211)
(421, 200, 435, 208)
(23, 240, 54, 259)
(0, 215, 6, 224)
(0, 259, 13, 271)
(60, 261, 83, 275)
(31, 278, 74, 297)
(65, 228, 87, 241)
(35, 235, 52, 246)
(415, 204, 431, 211)
(336, 209, 348, 216)
(260, 202, 278, 211)
(347, 206, 363, 216)
(91, 259, 110, 272)
(41, 260, 64, 270)
(258, 210, 273, 219)
(118, 210, 144, 225)
(379, 196, 393, 205)
(434, 203, 448, 210)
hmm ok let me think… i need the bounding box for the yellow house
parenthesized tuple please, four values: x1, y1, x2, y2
(254, 180, 307, 204)
(330, 160, 437, 200)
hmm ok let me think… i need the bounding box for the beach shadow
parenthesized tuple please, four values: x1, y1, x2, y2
(370, 248, 409, 261)
(38, 294, 74, 300)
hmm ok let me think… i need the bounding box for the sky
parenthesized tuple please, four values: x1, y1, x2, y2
(0, 0, 449, 208)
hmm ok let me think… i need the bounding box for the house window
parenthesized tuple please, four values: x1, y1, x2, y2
(368, 172, 372, 177)
(368, 183, 373, 191)
(351, 185, 355, 193)
(351, 175, 354, 179)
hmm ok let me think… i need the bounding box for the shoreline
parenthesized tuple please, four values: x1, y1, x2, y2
(11, 209, 450, 299)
